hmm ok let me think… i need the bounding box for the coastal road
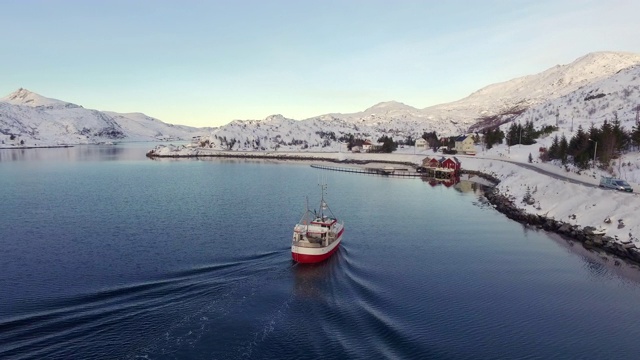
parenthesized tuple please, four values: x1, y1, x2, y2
(449, 153, 610, 189)
(498, 159, 601, 188)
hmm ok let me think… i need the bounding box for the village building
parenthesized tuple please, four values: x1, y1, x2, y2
(442, 157, 461, 172)
(420, 156, 462, 180)
(361, 139, 385, 152)
(454, 135, 477, 155)
(415, 138, 428, 150)
(428, 157, 442, 168)
(362, 140, 373, 152)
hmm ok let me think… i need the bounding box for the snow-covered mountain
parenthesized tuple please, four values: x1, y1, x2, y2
(4, 51, 640, 149)
(0, 88, 206, 146)
(507, 59, 640, 139)
(198, 51, 640, 151)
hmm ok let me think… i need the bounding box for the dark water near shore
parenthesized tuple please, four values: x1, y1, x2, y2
(2, 144, 640, 359)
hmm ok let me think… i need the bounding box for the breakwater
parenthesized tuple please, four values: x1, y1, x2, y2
(311, 163, 421, 176)
(146, 148, 418, 168)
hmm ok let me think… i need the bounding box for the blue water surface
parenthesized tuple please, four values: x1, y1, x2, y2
(1, 144, 640, 359)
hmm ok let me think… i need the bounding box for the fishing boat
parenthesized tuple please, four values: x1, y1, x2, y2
(291, 182, 344, 263)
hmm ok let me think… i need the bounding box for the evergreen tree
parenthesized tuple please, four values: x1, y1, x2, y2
(507, 123, 518, 146)
(568, 125, 590, 169)
(483, 128, 492, 149)
(495, 128, 505, 145)
(523, 120, 535, 145)
(344, 134, 355, 150)
(631, 124, 640, 150)
(404, 136, 415, 146)
(446, 136, 456, 149)
(483, 127, 504, 149)
(422, 131, 439, 149)
(377, 135, 397, 153)
(559, 134, 569, 164)
(548, 134, 560, 160)
(598, 120, 614, 167)
(611, 117, 628, 153)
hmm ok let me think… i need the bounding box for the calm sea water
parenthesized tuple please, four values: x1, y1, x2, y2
(2, 144, 640, 359)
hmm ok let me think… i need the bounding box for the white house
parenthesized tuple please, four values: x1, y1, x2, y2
(362, 140, 373, 152)
(454, 135, 477, 155)
(415, 138, 427, 150)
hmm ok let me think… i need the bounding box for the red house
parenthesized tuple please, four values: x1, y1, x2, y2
(428, 157, 441, 168)
(442, 157, 461, 173)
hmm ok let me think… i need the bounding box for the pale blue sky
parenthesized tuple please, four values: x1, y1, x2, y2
(2, 0, 640, 127)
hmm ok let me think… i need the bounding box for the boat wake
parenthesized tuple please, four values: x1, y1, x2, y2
(0, 251, 293, 359)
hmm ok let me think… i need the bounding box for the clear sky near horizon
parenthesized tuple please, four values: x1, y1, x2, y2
(2, 0, 640, 127)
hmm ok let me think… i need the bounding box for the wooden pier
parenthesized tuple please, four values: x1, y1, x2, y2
(310, 164, 455, 178)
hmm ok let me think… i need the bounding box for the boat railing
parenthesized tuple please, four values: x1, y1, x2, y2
(292, 240, 324, 248)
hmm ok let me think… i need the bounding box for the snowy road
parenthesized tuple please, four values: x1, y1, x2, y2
(498, 160, 600, 188)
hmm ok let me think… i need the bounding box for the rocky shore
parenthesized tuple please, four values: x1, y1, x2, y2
(483, 183, 640, 266)
(461, 169, 640, 266)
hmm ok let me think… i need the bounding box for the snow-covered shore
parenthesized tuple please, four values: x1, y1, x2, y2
(148, 143, 640, 257)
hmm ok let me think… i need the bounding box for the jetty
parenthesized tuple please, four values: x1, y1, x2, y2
(310, 164, 455, 178)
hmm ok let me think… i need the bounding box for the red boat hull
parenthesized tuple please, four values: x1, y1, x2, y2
(291, 241, 341, 263)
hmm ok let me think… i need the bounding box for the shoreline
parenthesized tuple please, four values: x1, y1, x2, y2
(147, 147, 640, 266)
(483, 187, 640, 266)
(0, 145, 74, 150)
(146, 149, 419, 168)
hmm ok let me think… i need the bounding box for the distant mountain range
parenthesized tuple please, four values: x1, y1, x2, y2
(0, 89, 208, 146)
(3, 51, 640, 149)
(201, 51, 640, 151)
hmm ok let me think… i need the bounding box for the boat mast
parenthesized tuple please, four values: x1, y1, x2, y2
(319, 177, 328, 219)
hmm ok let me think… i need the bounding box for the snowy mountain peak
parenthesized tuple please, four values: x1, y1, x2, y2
(4, 88, 61, 106)
(573, 51, 640, 66)
(262, 114, 292, 124)
(264, 114, 285, 121)
(467, 51, 640, 99)
(1, 88, 82, 109)
(548, 51, 640, 83)
(434, 51, 640, 132)
(364, 101, 417, 113)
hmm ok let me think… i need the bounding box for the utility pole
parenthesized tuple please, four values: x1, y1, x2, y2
(571, 117, 574, 133)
